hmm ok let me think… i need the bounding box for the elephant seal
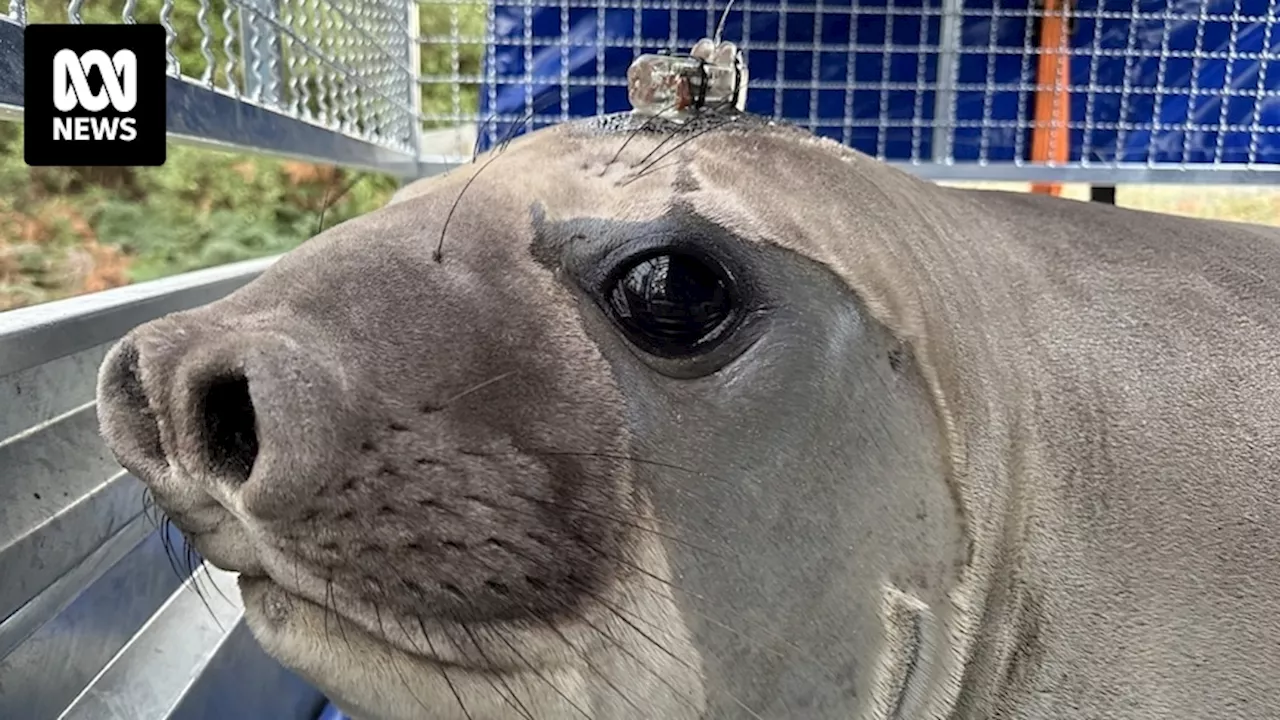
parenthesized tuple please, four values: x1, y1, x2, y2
(96, 110, 1280, 720)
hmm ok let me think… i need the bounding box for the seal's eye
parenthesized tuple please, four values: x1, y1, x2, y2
(605, 251, 738, 358)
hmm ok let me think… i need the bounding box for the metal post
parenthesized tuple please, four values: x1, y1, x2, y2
(406, 0, 424, 171)
(7, 0, 26, 25)
(931, 0, 964, 163)
(240, 0, 283, 106)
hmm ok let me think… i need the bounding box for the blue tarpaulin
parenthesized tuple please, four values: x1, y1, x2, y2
(474, 0, 1280, 165)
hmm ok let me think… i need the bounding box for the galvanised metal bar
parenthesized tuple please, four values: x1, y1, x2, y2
(0, 2, 422, 176)
(0, 257, 311, 720)
(0, 3, 416, 719)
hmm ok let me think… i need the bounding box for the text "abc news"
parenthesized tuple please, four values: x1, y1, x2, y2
(52, 48, 139, 142)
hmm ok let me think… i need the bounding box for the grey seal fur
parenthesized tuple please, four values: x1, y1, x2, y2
(96, 110, 1280, 719)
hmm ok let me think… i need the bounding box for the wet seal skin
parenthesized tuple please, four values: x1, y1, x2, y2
(97, 110, 1280, 719)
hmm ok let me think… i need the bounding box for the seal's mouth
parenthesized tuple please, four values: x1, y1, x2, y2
(237, 574, 500, 673)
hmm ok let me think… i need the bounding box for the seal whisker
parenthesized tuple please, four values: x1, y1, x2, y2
(527, 612, 646, 716)
(486, 541, 702, 714)
(625, 101, 735, 173)
(418, 533, 647, 717)
(486, 625, 594, 719)
(471, 111, 505, 164)
(524, 449, 733, 501)
(160, 517, 179, 576)
(324, 576, 355, 654)
(441, 369, 520, 408)
(623, 159, 686, 183)
(588, 591, 765, 720)
(195, 555, 234, 608)
(458, 624, 541, 720)
(384, 634, 441, 716)
(387, 596, 433, 658)
(153, 512, 225, 627)
(513, 492, 727, 559)
(314, 168, 366, 237)
(438, 622, 537, 720)
(494, 548, 764, 719)
(378, 568, 526, 719)
(481, 91, 562, 163)
(575, 608, 704, 715)
(151, 504, 184, 582)
(321, 577, 334, 648)
(604, 101, 679, 173)
(491, 538, 711, 712)
(623, 107, 740, 185)
(579, 539, 838, 678)
(176, 527, 214, 621)
(417, 616, 477, 720)
(294, 557, 355, 654)
(185, 549, 227, 630)
(368, 585, 441, 718)
(583, 540, 803, 653)
(713, 0, 739, 44)
(438, 96, 561, 262)
(139, 487, 159, 531)
(626, 121, 686, 172)
(434, 151, 500, 263)
(497, 568, 650, 716)
(484, 489, 731, 565)
(495, 96, 559, 156)
(182, 541, 202, 589)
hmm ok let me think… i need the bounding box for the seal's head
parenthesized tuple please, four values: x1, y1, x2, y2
(96, 111, 970, 719)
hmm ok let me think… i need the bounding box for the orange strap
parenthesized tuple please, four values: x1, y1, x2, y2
(1030, 0, 1073, 196)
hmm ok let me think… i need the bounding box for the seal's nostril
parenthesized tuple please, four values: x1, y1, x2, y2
(98, 338, 168, 475)
(114, 341, 165, 460)
(200, 373, 259, 484)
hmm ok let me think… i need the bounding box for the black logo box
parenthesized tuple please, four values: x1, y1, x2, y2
(24, 23, 167, 167)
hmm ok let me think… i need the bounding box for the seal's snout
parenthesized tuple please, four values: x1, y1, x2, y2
(98, 329, 262, 492)
(97, 336, 170, 484)
(98, 313, 352, 526)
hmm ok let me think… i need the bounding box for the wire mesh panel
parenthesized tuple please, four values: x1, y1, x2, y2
(423, 0, 1280, 182)
(2, 0, 421, 172)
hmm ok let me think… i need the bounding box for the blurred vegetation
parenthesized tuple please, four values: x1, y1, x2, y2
(1, 0, 487, 311)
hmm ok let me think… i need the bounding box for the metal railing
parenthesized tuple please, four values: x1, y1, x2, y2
(431, 0, 1280, 184)
(0, 256, 333, 720)
(4, 0, 1277, 181)
(0, 3, 430, 716)
(1, 0, 423, 175)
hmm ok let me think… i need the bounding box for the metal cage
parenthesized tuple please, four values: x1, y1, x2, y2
(2, 0, 1276, 182)
(458, 0, 1280, 183)
(0, 0, 425, 175)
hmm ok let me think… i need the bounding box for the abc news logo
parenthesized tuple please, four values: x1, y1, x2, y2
(53, 49, 140, 142)
(25, 24, 166, 167)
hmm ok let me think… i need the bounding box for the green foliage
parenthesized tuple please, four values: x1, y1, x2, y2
(91, 138, 402, 282)
(419, 2, 489, 129)
(0, 0, 487, 311)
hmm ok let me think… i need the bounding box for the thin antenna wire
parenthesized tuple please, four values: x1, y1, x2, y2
(714, 0, 739, 44)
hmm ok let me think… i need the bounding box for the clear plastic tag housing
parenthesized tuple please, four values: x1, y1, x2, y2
(626, 40, 748, 121)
